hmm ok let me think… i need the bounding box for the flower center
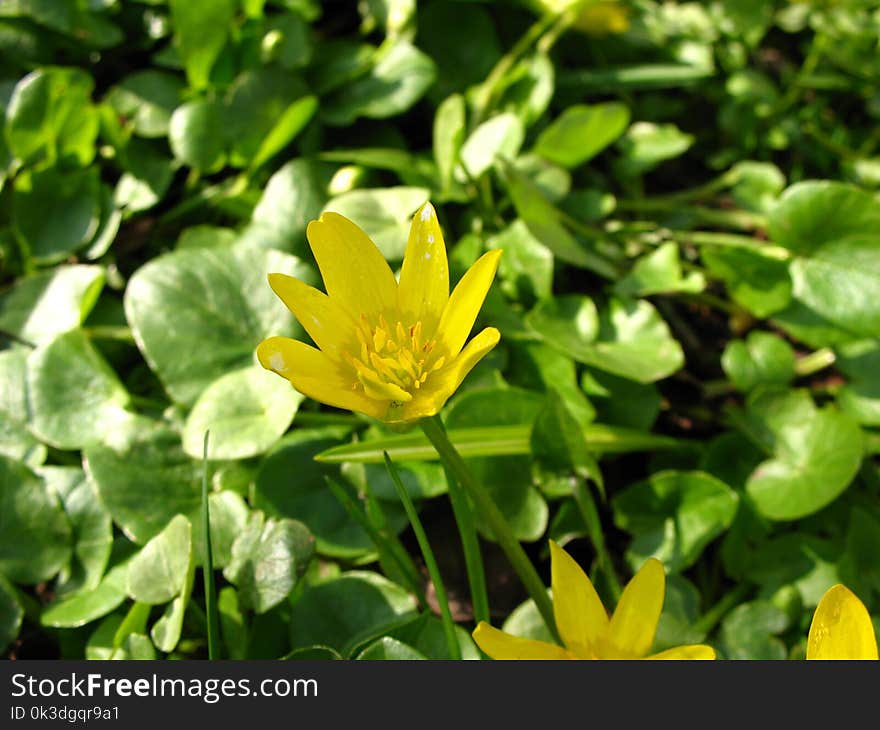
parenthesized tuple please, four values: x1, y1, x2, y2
(345, 314, 446, 403)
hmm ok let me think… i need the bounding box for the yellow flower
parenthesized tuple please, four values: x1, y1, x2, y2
(473, 541, 715, 660)
(806, 584, 878, 660)
(257, 203, 501, 424)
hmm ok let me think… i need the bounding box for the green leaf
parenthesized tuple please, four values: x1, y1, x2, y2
(43, 466, 112, 597)
(615, 242, 705, 297)
(701, 246, 792, 318)
(719, 601, 788, 660)
(739, 389, 863, 521)
(616, 122, 694, 175)
(459, 113, 524, 179)
(768, 181, 880, 338)
(250, 95, 317, 171)
(0, 575, 22, 653)
(0, 264, 104, 346)
(721, 331, 795, 392)
(113, 138, 174, 213)
(534, 102, 630, 169)
(150, 531, 195, 653)
(183, 366, 302, 460)
(254, 429, 379, 558)
(126, 514, 192, 605)
(531, 389, 601, 495)
(288, 571, 417, 657)
(0, 455, 72, 584)
(12, 167, 101, 263)
(495, 52, 554, 128)
(0, 349, 44, 466)
(525, 295, 599, 360)
(125, 243, 313, 407)
(356, 636, 427, 660)
(41, 560, 129, 629)
(321, 41, 436, 125)
(223, 68, 311, 167)
(612, 470, 739, 573)
(323, 187, 428, 260)
(104, 70, 184, 139)
(251, 158, 334, 255)
(535, 297, 684, 383)
(85, 424, 203, 545)
(445, 388, 548, 542)
(168, 100, 226, 172)
(27, 329, 137, 451)
(506, 341, 595, 429)
(224, 511, 314, 614)
(728, 160, 786, 213)
(498, 161, 617, 277)
(5, 66, 98, 167)
(653, 575, 707, 652)
(433, 93, 465, 193)
(836, 340, 880, 426)
(168, 0, 237, 90)
(580, 369, 661, 431)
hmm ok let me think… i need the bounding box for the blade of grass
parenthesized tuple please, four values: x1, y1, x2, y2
(324, 475, 427, 607)
(201, 431, 219, 660)
(315, 423, 685, 464)
(571, 479, 622, 602)
(441, 460, 490, 627)
(383, 452, 461, 660)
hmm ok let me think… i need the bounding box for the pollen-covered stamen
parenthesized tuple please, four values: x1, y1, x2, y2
(347, 315, 444, 399)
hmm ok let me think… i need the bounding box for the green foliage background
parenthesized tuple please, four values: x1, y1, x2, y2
(1, 0, 880, 660)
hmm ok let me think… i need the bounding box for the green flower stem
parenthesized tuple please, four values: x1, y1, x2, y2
(664, 229, 790, 257)
(420, 415, 558, 640)
(794, 347, 836, 377)
(470, 1, 586, 129)
(616, 200, 767, 231)
(201, 431, 220, 661)
(571, 480, 622, 602)
(383, 452, 461, 660)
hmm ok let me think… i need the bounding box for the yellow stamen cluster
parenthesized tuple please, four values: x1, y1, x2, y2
(346, 314, 446, 403)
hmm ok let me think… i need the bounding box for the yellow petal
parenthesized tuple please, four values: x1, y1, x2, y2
(435, 249, 501, 359)
(549, 539, 608, 657)
(807, 584, 878, 660)
(396, 327, 500, 423)
(256, 336, 386, 419)
(267, 273, 354, 360)
(472, 622, 574, 660)
(647, 644, 716, 660)
(398, 202, 449, 337)
(608, 558, 665, 658)
(306, 212, 398, 320)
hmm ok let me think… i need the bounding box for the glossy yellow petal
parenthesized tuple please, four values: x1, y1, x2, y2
(306, 212, 398, 320)
(396, 327, 500, 423)
(267, 273, 354, 360)
(398, 202, 449, 337)
(807, 584, 878, 660)
(435, 249, 502, 359)
(256, 336, 386, 419)
(549, 539, 608, 657)
(472, 622, 575, 660)
(647, 644, 716, 660)
(608, 558, 665, 658)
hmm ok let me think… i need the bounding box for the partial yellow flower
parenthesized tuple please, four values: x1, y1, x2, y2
(806, 584, 878, 660)
(473, 540, 715, 660)
(257, 203, 501, 424)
